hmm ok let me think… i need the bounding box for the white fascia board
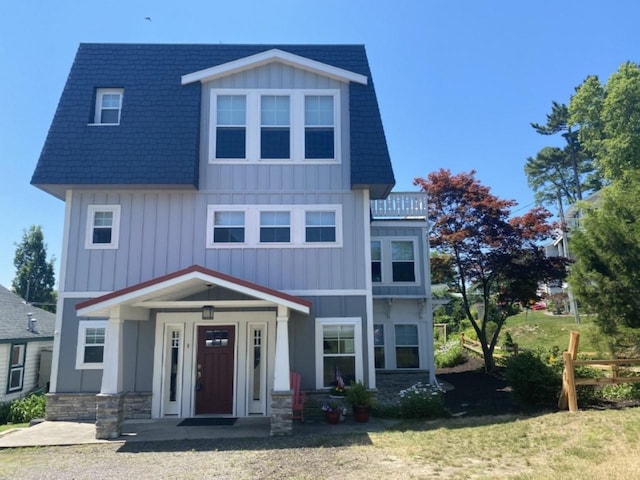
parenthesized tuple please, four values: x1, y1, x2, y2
(181, 49, 368, 86)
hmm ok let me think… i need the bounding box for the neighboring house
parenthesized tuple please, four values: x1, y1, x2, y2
(0, 285, 54, 402)
(31, 43, 434, 438)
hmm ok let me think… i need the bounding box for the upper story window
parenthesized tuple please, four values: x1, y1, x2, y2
(85, 205, 121, 250)
(305, 211, 336, 243)
(210, 89, 339, 163)
(213, 211, 245, 243)
(261, 96, 290, 159)
(391, 241, 416, 282)
(370, 238, 419, 285)
(216, 95, 246, 159)
(260, 211, 290, 243)
(94, 88, 123, 125)
(207, 205, 341, 248)
(305, 95, 334, 159)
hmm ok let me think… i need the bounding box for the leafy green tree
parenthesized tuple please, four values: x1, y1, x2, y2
(568, 177, 640, 333)
(526, 101, 601, 208)
(12, 225, 56, 312)
(569, 62, 640, 181)
(415, 169, 568, 371)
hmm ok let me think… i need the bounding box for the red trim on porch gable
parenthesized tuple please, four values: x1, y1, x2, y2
(75, 264, 312, 311)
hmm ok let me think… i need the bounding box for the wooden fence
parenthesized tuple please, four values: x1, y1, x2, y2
(459, 332, 519, 358)
(559, 331, 640, 412)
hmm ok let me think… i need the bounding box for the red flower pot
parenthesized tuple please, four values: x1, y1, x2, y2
(325, 410, 341, 424)
(352, 405, 371, 423)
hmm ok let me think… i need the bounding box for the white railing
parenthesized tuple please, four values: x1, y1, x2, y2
(370, 192, 428, 219)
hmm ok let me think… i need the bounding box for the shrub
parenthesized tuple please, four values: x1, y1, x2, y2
(505, 351, 561, 406)
(600, 377, 640, 401)
(8, 392, 46, 424)
(435, 341, 466, 368)
(398, 383, 448, 419)
(0, 402, 11, 425)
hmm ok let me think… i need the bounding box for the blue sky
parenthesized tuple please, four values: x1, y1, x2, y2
(1, 0, 639, 289)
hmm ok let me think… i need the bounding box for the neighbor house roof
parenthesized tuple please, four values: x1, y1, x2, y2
(0, 285, 55, 343)
(31, 43, 395, 200)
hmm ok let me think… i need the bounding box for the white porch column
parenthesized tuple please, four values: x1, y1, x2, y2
(273, 305, 291, 391)
(101, 313, 124, 394)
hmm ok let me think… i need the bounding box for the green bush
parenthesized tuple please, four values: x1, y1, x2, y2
(600, 378, 640, 400)
(505, 351, 562, 406)
(398, 383, 448, 419)
(435, 341, 466, 368)
(8, 392, 46, 424)
(0, 402, 11, 425)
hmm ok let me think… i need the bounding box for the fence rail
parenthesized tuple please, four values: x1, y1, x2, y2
(459, 332, 519, 359)
(559, 331, 640, 412)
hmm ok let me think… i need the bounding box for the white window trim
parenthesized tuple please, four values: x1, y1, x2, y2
(371, 237, 420, 286)
(90, 88, 124, 126)
(8, 343, 26, 393)
(206, 204, 342, 249)
(76, 320, 108, 370)
(85, 205, 121, 250)
(314, 317, 363, 389)
(209, 89, 341, 164)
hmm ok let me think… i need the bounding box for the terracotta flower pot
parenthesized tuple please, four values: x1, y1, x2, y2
(325, 410, 341, 424)
(352, 405, 371, 423)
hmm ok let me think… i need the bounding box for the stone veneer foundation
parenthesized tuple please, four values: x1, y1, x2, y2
(270, 390, 293, 436)
(46, 392, 152, 422)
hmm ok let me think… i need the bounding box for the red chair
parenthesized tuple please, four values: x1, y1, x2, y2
(290, 371, 306, 422)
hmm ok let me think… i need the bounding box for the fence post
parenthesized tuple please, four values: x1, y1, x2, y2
(460, 332, 465, 350)
(562, 351, 578, 412)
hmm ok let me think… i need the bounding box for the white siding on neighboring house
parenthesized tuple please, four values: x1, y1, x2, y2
(0, 341, 52, 402)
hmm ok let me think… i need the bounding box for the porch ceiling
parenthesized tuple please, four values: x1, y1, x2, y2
(76, 265, 311, 318)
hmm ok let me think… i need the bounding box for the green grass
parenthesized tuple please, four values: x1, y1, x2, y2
(500, 311, 602, 354)
(0, 423, 27, 434)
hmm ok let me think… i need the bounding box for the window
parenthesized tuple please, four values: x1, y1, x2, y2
(260, 211, 290, 243)
(305, 95, 334, 159)
(315, 318, 363, 389)
(211, 90, 339, 163)
(207, 205, 341, 248)
(85, 205, 121, 249)
(76, 321, 108, 369)
(261, 96, 290, 159)
(374, 324, 385, 369)
(395, 324, 419, 368)
(216, 95, 246, 158)
(213, 211, 245, 243)
(8, 344, 26, 393)
(391, 240, 416, 282)
(94, 88, 123, 125)
(305, 211, 336, 243)
(371, 240, 382, 282)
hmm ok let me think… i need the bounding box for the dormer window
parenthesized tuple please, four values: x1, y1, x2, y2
(216, 95, 246, 158)
(94, 88, 123, 125)
(261, 96, 290, 159)
(305, 95, 334, 159)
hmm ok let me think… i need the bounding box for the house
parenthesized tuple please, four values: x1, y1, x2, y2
(31, 43, 434, 438)
(0, 285, 55, 402)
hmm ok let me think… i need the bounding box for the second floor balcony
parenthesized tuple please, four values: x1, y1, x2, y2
(370, 192, 428, 220)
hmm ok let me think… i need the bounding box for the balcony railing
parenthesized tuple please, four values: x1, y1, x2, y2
(370, 192, 428, 219)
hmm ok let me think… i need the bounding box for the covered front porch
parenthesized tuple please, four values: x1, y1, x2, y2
(75, 265, 311, 439)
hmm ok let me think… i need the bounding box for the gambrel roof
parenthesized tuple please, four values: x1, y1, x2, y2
(31, 43, 395, 199)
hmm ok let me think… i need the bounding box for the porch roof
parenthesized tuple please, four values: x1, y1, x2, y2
(76, 265, 312, 318)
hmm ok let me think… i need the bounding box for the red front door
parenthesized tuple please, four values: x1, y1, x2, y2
(195, 325, 235, 414)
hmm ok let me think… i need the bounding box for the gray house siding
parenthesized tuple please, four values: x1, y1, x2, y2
(56, 298, 154, 393)
(371, 224, 428, 297)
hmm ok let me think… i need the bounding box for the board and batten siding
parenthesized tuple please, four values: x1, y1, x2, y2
(63, 189, 368, 293)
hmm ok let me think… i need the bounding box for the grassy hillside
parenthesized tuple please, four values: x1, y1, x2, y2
(500, 311, 602, 355)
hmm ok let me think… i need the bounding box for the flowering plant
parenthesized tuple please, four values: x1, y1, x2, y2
(322, 399, 340, 413)
(330, 369, 347, 396)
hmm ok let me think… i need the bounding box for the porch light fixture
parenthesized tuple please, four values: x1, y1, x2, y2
(202, 305, 214, 320)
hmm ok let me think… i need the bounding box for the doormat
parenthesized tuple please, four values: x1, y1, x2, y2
(177, 417, 237, 427)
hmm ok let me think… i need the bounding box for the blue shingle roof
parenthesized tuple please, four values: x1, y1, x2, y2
(31, 44, 395, 199)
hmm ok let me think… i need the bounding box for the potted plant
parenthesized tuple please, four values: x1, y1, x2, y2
(322, 399, 341, 424)
(345, 381, 375, 422)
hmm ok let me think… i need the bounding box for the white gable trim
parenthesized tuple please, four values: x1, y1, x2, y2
(181, 49, 368, 86)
